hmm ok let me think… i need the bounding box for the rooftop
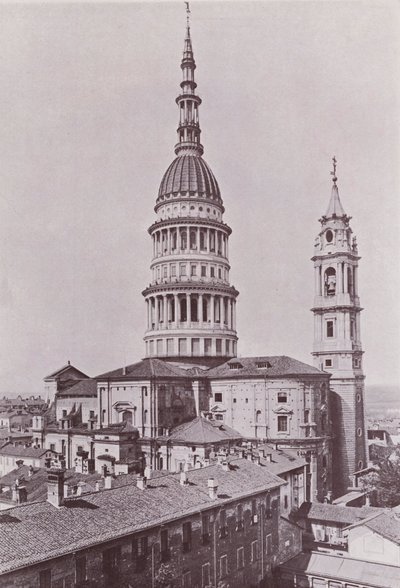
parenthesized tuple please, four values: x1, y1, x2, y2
(56, 379, 97, 398)
(296, 502, 386, 525)
(280, 551, 400, 588)
(348, 511, 400, 546)
(206, 356, 327, 379)
(0, 444, 55, 459)
(96, 358, 191, 380)
(0, 458, 283, 575)
(256, 444, 307, 475)
(158, 416, 242, 444)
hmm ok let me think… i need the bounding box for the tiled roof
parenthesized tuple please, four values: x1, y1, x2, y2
(256, 444, 307, 475)
(206, 356, 327, 379)
(56, 379, 97, 398)
(159, 417, 242, 444)
(296, 502, 386, 525)
(0, 458, 283, 574)
(0, 466, 102, 504)
(96, 358, 190, 380)
(0, 444, 54, 459)
(351, 511, 400, 545)
(44, 364, 89, 380)
(280, 551, 400, 588)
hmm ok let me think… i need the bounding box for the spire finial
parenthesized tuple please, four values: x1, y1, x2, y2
(330, 156, 337, 185)
(185, 2, 191, 29)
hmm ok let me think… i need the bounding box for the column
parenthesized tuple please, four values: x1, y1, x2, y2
(186, 293, 191, 323)
(344, 263, 349, 293)
(167, 229, 171, 254)
(205, 228, 209, 252)
(336, 262, 342, 294)
(185, 227, 190, 253)
(354, 266, 358, 296)
(315, 267, 320, 296)
(196, 227, 200, 251)
(163, 295, 168, 325)
(199, 293, 203, 326)
(233, 300, 236, 330)
(210, 294, 215, 324)
(155, 296, 159, 330)
(146, 299, 150, 329)
(174, 294, 179, 326)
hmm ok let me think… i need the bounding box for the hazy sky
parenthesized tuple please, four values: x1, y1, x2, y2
(1, 1, 399, 396)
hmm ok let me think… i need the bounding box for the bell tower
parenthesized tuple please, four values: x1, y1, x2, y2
(311, 158, 367, 497)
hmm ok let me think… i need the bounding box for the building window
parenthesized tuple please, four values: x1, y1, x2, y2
(180, 263, 187, 276)
(210, 266, 215, 277)
(218, 268, 222, 278)
(216, 339, 222, 354)
(75, 555, 86, 583)
(183, 571, 191, 588)
(237, 546, 244, 570)
(191, 264, 197, 276)
(245, 398, 248, 404)
(215, 393, 223, 402)
(133, 536, 148, 572)
(215, 414, 223, 421)
(266, 494, 272, 519)
(325, 229, 333, 243)
(202, 514, 210, 545)
(201, 265, 207, 277)
(357, 393, 361, 402)
(321, 415, 326, 433)
(103, 546, 121, 577)
(229, 362, 242, 370)
(220, 555, 228, 578)
(277, 392, 287, 403)
(284, 495, 289, 509)
(277, 415, 288, 432)
(171, 265, 176, 277)
(39, 570, 51, 588)
(160, 529, 169, 562)
(50, 444, 55, 452)
(182, 521, 192, 553)
(358, 460, 364, 470)
(236, 504, 244, 531)
(62, 410, 67, 417)
(251, 540, 259, 562)
(202, 563, 210, 588)
(163, 265, 168, 278)
(326, 320, 334, 338)
(142, 386, 148, 396)
(233, 398, 237, 403)
(220, 509, 227, 538)
(266, 533, 272, 555)
(324, 359, 332, 367)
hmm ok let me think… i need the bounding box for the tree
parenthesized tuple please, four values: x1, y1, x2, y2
(360, 455, 400, 508)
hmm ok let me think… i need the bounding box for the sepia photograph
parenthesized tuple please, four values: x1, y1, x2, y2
(0, 1, 399, 587)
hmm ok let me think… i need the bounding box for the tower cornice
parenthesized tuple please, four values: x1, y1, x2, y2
(142, 283, 239, 298)
(311, 253, 361, 262)
(148, 217, 232, 235)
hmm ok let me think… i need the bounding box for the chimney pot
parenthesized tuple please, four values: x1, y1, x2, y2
(266, 453, 273, 462)
(144, 465, 152, 479)
(208, 477, 218, 500)
(95, 481, 100, 492)
(180, 471, 189, 486)
(104, 475, 112, 490)
(47, 468, 65, 508)
(221, 461, 230, 472)
(137, 476, 147, 490)
(247, 452, 253, 462)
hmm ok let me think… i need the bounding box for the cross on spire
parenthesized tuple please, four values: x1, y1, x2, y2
(330, 156, 338, 185)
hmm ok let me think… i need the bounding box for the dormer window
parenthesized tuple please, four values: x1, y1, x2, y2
(229, 362, 242, 370)
(256, 361, 271, 369)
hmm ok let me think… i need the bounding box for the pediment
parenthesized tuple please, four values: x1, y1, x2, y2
(210, 404, 226, 413)
(112, 401, 136, 412)
(272, 406, 293, 415)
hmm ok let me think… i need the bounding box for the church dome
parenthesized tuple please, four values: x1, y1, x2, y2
(157, 155, 221, 203)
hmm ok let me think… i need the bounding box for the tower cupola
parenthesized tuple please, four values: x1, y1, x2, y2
(142, 5, 239, 361)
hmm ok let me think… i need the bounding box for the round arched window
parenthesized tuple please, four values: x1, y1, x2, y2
(326, 229, 333, 243)
(199, 206, 203, 211)
(190, 205, 195, 210)
(207, 208, 210, 212)
(357, 394, 361, 403)
(358, 460, 363, 470)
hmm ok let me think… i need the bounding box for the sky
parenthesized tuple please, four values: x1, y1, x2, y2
(0, 0, 399, 396)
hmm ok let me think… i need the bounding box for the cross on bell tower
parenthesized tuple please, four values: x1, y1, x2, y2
(311, 159, 367, 497)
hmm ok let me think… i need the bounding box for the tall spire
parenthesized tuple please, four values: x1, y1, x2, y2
(325, 156, 346, 218)
(175, 3, 203, 156)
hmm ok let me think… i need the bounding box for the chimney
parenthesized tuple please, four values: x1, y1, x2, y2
(365, 493, 371, 507)
(47, 469, 65, 508)
(221, 461, 230, 472)
(204, 458, 210, 467)
(28, 465, 34, 477)
(259, 449, 266, 458)
(122, 366, 127, 376)
(137, 476, 147, 490)
(101, 465, 108, 478)
(12, 483, 27, 504)
(184, 461, 191, 472)
(76, 481, 86, 496)
(63, 482, 70, 497)
(253, 455, 261, 465)
(95, 481, 100, 492)
(195, 461, 202, 469)
(208, 477, 218, 500)
(247, 452, 253, 462)
(238, 449, 245, 458)
(180, 471, 189, 486)
(104, 475, 113, 490)
(266, 453, 273, 462)
(144, 465, 152, 479)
